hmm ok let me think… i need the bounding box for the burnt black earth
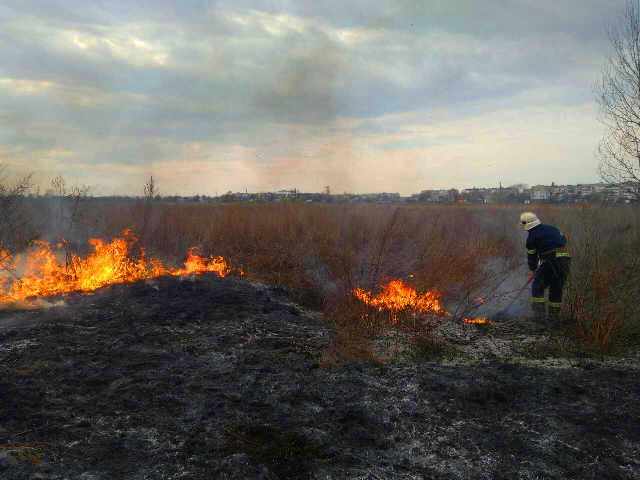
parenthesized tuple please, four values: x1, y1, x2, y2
(0, 275, 639, 479)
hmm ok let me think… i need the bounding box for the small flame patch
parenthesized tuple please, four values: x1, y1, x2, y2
(354, 279, 488, 325)
(354, 280, 446, 317)
(463, 317, 490, 325)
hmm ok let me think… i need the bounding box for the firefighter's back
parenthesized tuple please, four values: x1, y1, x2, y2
(527, 223, 566, 256)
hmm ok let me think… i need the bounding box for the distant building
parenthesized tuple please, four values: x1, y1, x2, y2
(413, 189, 458, 203)
(275, 189, 298, 198)
(574, 183, 605, 198)
(355, 192, 401, 203)
(510, 184, 529, 194)
(531, 185, 551, 201)
(461, 188, 492, 203)
(602, 182, 638, 203)
(205, 181, 637, 205)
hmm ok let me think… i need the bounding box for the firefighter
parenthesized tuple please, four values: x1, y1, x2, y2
(520, 212, 571, 323)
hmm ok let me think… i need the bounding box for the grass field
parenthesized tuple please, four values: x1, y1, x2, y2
(3, 196, 640, 357)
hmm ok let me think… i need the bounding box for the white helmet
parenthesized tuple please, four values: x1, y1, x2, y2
(520, 212, 541, 231)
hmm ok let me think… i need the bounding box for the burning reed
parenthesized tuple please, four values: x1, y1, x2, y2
(0, 229, 230, 306)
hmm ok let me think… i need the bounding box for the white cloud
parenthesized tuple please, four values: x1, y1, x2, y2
(0, 78, 54, 95)
(0, 0, 619, 194)
(58, 27, 171, 67)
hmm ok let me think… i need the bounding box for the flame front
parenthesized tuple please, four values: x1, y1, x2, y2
(354, 280, 446, 317)
(0, 230, 231, 305)
(354, 279, 488, 325)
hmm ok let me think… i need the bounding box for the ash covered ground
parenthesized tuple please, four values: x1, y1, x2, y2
(0, 275, 639, 479)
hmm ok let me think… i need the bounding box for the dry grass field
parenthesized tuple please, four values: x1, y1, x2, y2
(4, 196, 639, 358)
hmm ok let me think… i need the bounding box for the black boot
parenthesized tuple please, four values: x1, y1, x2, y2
(547, 303, 564, 327)
(531, 299, 547, 325)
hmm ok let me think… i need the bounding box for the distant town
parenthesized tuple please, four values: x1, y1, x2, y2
(148, 182, 639, 205)
(38, 181, 639, 204)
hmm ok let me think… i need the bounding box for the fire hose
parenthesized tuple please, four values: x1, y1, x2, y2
(493, 273, 535, 320)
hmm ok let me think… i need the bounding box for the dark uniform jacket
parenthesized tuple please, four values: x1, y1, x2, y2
(526, 224, 568, 271)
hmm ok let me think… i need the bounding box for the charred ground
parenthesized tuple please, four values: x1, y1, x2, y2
(1, 275, 639, 479)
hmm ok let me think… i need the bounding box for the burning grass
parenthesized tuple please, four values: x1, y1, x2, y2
(0, 229, 231, 306)
(0, 202, 530, 361)
(353, 279, 447, 319)
(3, 198, 639, 356)
(331, 279, 493, 363)
(353, 279, 489, 325)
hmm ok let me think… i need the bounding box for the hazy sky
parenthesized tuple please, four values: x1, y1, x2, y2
(0, 1, 625, 195)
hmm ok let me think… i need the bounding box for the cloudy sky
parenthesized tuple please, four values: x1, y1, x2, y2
(0, 0, 625, 195)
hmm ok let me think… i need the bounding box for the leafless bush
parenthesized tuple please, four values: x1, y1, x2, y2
(139, 175, 159, 244)
(559, 206, 640, 352)
(0, 165, 35, 252)
(44, 176, 91, 249)
(597, 0, 640, 196)
(319, 292, 383, 366)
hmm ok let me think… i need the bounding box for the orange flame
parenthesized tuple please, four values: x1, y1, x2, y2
(172, 248, 230, 277)
(463, 317, 490, 325)
(354, 279, 487, 325)
(0, 230, 231, 305)
(354, 279, 446, 319)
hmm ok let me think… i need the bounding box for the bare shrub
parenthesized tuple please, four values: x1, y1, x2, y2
(48, 176, 91, 238)
(569, 269, 623, 353)
(140, 175, 159, 244)
(41, 176, 93, 265)
(0, 165, 35, 252)
(319, 291, 383, 366)
(597, 0, 640, 195)
(560, 206, 640, 352)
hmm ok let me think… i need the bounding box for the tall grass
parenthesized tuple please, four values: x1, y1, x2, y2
(8, 197, 640, 356)
(45, 201, 521, 361)
(553, 206, 640, 352)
